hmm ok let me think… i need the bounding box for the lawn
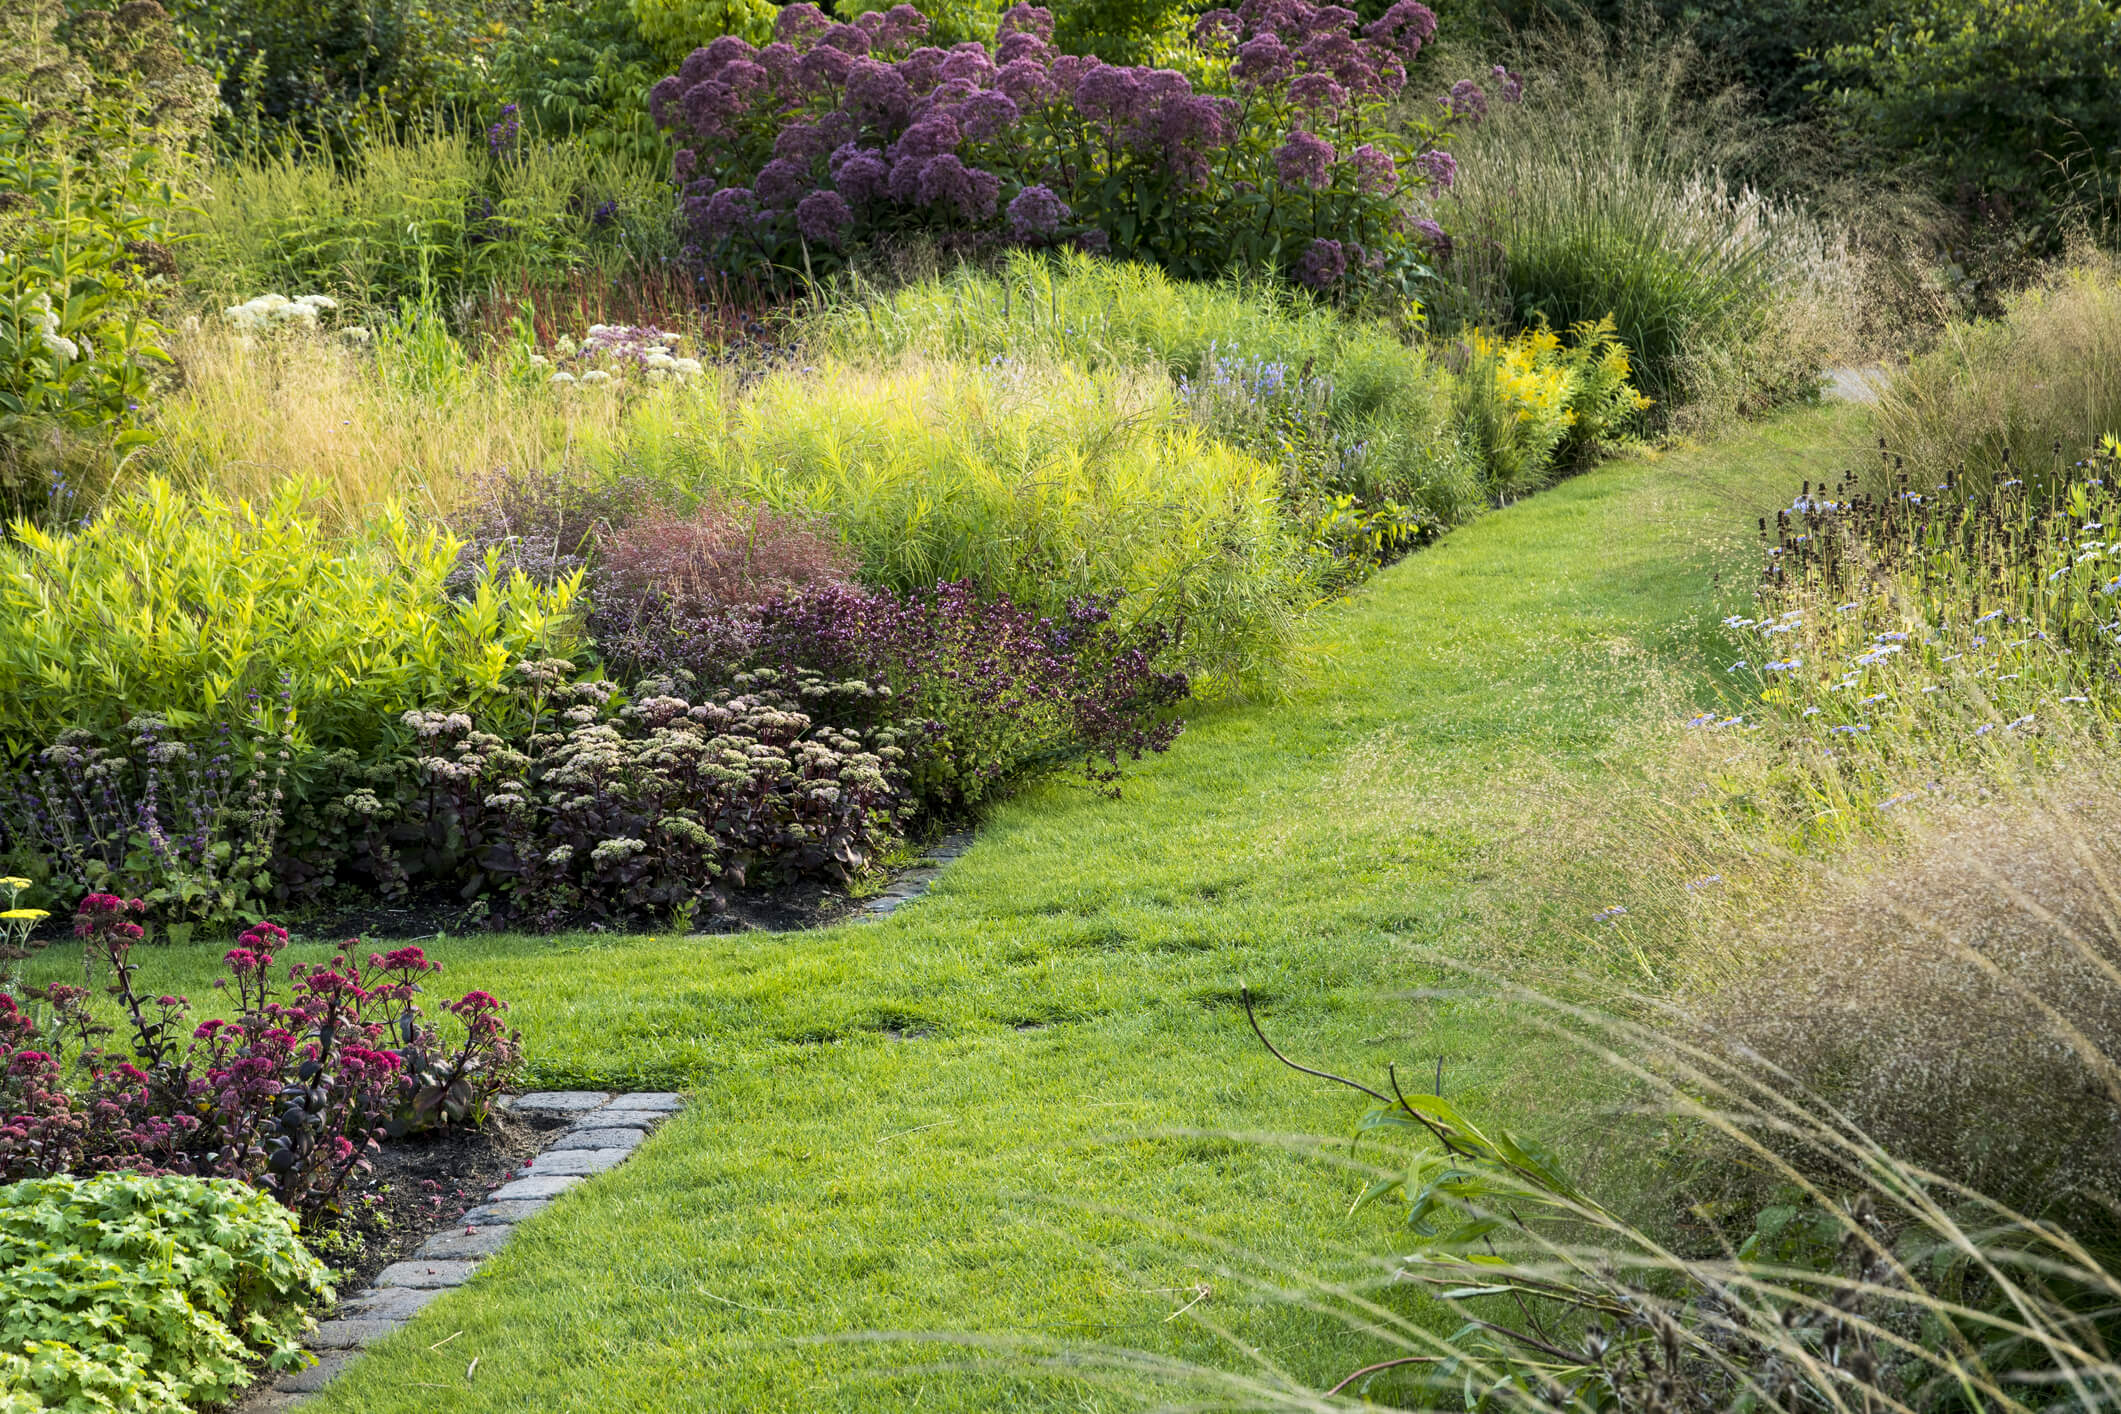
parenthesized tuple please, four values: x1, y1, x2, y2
(22, 404, 1856, 1411)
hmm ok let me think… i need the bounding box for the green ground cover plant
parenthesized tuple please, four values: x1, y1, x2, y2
(16, 405, 1860, 1411)
(0, 1171, 332, 1413)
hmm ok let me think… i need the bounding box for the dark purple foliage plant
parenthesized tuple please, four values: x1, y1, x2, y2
(0, 906, 522, 1226)
(650, 0, 1455, 295)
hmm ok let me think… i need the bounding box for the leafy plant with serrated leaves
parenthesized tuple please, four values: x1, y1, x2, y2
(0, 1170, 331, 1414)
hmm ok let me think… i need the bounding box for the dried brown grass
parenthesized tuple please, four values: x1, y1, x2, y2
(1696, 768, 2121, 1210)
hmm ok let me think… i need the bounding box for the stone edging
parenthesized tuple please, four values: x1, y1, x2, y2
(858, 831, 972, 918)
(252, 1090, 683, 1409)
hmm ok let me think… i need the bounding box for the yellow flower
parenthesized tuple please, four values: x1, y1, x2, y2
(1, 908, 49, 921)
(0, 877, 31, 890)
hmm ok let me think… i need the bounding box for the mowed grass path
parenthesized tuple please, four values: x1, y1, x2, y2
(33, 405, 1855, 1411)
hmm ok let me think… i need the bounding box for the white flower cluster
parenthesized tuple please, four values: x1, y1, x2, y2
(223, 292, 338, 332)
(26, 294, 82, 363)
(534, 323, 704, 388)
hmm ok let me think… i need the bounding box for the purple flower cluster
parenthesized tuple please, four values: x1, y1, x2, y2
(487, 103, 520, 158)
(648, 0, 1456, 293)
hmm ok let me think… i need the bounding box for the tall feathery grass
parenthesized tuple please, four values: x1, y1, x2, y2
(1432, 27, 1867, 423)
(142, 316, 646, 526)
(1871, 259, 2121, 491)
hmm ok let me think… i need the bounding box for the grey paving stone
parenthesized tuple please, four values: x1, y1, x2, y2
(524, 1147, 628, 1177)
(275, 1351, 354, 1393)
(374, 1259, 481, 1289)
(245, 1392, 310, 1411)
(306, 1318, 401, 1350)
(504, 1090, 612, 1115)
(415, 1225, 514, 1261)
(567, 1113, 666, 1132)
(549, 1126, 647, 1151)
(487, 1174, 582, 1202)
(459, 1198, 550, 1225)
(341, 1285, 445, 1321)
(600, 1091, 683, 1113)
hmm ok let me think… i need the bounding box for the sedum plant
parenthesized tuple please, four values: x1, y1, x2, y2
(2, 906, 521, 1222)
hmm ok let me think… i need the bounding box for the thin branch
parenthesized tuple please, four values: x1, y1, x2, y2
(1323, 1354, 1442, 1398)
(1241, 984, 1392, 1105)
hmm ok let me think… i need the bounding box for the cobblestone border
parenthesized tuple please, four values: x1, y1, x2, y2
(250, 1091, 683, 1409)
(858, 831, 972, 918)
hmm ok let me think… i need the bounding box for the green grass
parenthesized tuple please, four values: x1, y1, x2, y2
(21, 404, 1856, 1411)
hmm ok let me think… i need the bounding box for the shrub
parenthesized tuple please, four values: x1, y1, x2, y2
(650, 351, 1311, 689)
(0, 478, 582, 760)
(3, 910, 521, 1220)
(1870, 260, 2121, 490)
(650, 1, 1451, 294)
(170, 0, 499, 150)
(1822, 0, 2121, 219)
(0, 2, 212, 502)
(601, 580, 1188, 811)
(281, 667, 906, 921)
(486, 0, 672, 165)
(0, 1171, 331, 1414)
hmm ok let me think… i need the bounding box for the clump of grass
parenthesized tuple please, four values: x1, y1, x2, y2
(180, 126, 679, 316)
(1696, 773, 2121, 1212)
(1871, 257, 2121, 491)
(1432, 25, 1869, 423)
(140, 316, 643, 526)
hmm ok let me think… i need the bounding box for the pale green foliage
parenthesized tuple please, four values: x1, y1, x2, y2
(649, 353, 1311, 690)
(0, 478, 583, 757)
(0, 1172, 331, 1414)
(817, 253, 1488, 522)
(630, 0, 778, 63)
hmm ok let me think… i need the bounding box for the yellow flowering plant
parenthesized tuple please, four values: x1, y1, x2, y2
(0, 874, 48, 984)
(1455, 315, 1652, 504)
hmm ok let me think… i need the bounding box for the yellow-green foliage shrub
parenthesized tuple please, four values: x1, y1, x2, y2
(0, 479, 580, 757)
(653, 354, 1310, 689)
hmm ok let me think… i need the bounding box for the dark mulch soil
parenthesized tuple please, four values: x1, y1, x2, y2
(311, 1110, 563, 1294)
(283, 874, 863, 945)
